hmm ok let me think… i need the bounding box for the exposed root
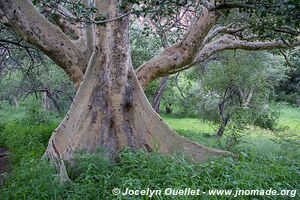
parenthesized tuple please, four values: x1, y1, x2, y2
(131, 69, 234, 162)
(44, 140, 71, 184)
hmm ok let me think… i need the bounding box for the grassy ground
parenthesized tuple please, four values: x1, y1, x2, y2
(277, 104, 300, 134)
(0, 103, 299, 199)
(163, 104, 300, 156)
(164, 104, 300, 134)
(0, 103, 26, 123)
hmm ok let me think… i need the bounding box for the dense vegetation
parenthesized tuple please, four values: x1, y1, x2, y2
(0, 100, 299, 199)
(0, 0, 300, 199)
(0, 25, 299, 200)
(0, 32, 299, 200)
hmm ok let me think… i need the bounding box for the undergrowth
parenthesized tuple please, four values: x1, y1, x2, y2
(0, 106, 299, 199)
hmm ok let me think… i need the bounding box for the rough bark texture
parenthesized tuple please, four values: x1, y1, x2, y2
(45, 66, 229, 163)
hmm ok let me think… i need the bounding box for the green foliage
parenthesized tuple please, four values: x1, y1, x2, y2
(0, 159, 61, 199)
(130, 26, 164, 99)
(277, 104, 300, 133)
(0, 70, 23, 102)
(0, 105, 299, 200)
(275, 49, 300, 105)
(253, 105, 280, 130)
(220, 0, 300, 41)
(0, 60, 75, 114)
(217, 110, 252, 149)
(188, 51, 286, 132)
(1, 149, 299, 199)
(130, 26, 161, 69)
(0, 105, 57, 165)
(272, 131, 300, 158)
(24, 102, 53, 125)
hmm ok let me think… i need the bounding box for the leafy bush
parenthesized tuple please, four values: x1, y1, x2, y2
(253, 106, 280, 131)
(24, 102, 53, 125)
(1, 120, 56, 165)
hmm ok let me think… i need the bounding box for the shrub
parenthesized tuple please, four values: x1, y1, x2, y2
(253, 106, 280, 131)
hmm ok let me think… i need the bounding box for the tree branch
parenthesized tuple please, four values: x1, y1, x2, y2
(0, 39, 35, 49)
(0, 9, 8, 24)
(193, 35, 300, 67)
(202, 22, 249, 45)
(42, 5, 81, 38)
(136, 6, 219, 89)
(137, 33, 300, 84)
(0, 0, 87, 87)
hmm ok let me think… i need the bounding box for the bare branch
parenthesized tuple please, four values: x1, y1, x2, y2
(0, 39, 35, 49)
(202, 21, 249, 45)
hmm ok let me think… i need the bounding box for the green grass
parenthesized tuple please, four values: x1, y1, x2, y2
(0, 103, 26, 123)
(162, 116, 220, 148)
(0, 103, 299, 199)
(163, 105, 300, 157)
(277, 104, 300, 134)
(163, 116, 215, 133)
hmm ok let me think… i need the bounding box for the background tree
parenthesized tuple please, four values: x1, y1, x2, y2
(195, 50, 287, 136)
(275, 48, 300, 105)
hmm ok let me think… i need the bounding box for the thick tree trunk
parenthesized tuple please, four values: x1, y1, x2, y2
(44, 2, 230, 180)
(151, 76, 168, 113)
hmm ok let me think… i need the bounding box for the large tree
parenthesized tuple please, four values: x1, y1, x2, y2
(0, 0, 299, 179)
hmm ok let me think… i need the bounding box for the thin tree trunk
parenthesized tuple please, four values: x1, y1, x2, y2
(42, 92, 50, 110)
(244, 87, 254, 107)
(151, 27, 169, 113)
(12, 96, 19, 108)
(216, 87, 231, 137)
(216, 124, 225, 137)
(151, 76, 168, 113)
(216, 116, 230, 137)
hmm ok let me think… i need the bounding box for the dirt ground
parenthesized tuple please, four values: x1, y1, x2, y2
(0, 147, 9, 185)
